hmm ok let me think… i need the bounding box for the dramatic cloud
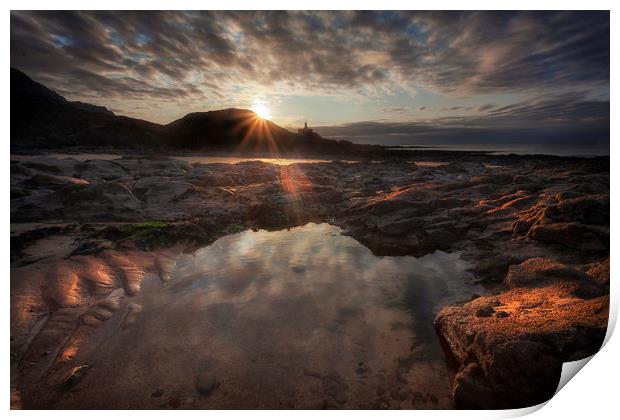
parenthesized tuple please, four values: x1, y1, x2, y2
(10, 10, 609, 150)
(11, 12, 609, 98)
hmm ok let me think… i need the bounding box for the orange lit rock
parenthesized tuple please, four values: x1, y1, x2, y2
(435, 286, 608, 408)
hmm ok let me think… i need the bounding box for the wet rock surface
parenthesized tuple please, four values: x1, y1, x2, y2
(10, 154, 609, 409)
(435, 285, 608, 408)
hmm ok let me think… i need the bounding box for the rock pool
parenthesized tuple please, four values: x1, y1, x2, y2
(25, 223, 481, 409)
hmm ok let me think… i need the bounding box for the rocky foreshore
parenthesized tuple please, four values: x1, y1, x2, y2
(10, 154, 609, 409)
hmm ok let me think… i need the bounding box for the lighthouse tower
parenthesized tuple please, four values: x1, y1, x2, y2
(298, 121, 314, 135)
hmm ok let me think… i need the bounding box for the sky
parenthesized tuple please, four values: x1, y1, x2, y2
(10, 11, 610, 151)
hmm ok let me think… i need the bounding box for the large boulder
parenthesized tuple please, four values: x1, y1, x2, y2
(544, 195, 609, 225)
(435, 287, 608, 409)
(59, 182, 143, 221)
(20, 156, 79, 176)
(19, 173, 88, 189)
(196, 172, 235, 187)
(505, 258, 590, 288)
(452, 340, 561, 409)
(11, 189, 64, 222)
(375, 210, 425, 236)
(115, 157, 192, 177)
(587, 258, 610, 287)
(76, 159, 128, 181)
(528, 222, 609, 252)
(505, 258, 605, 298)
(10, 162, 38, 184)
(133, 177, 196, 203)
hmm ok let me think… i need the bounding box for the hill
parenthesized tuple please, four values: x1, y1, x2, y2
(10, 68, 362, 155)
(11, 68, 164, 151)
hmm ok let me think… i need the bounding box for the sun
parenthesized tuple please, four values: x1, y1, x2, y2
(252, 100, 272, 120)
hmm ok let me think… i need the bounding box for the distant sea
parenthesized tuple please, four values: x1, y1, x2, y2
(388, 143, 609, 157)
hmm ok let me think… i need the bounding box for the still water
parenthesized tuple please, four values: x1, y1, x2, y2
(10, 153, 339, 165)
(53, 223, 480, 409)
(11, 154, 446, 167)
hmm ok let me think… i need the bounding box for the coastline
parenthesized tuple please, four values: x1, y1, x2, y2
(10, 152, 609, 409)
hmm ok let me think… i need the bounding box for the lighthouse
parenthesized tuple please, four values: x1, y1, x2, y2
(298, 121, 314, 135)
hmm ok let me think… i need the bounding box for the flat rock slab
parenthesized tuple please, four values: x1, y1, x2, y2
(435, 285, 608, 408)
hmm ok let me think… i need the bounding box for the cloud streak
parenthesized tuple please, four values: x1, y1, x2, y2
(316, 93, 610, 150)
(10, 10, 609, 149)
(11, 12, 609, 99)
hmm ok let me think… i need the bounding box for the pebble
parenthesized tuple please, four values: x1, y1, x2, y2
(195, 372, 219, 396)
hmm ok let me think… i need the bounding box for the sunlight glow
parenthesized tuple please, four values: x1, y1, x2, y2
(252, 100, 272, 120)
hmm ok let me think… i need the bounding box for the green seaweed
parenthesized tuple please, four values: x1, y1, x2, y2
(97, 219, 251, 251)
(116, 220, 171, 248)
(221, 223, 244, 235)
(119, 220, 169, 233)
